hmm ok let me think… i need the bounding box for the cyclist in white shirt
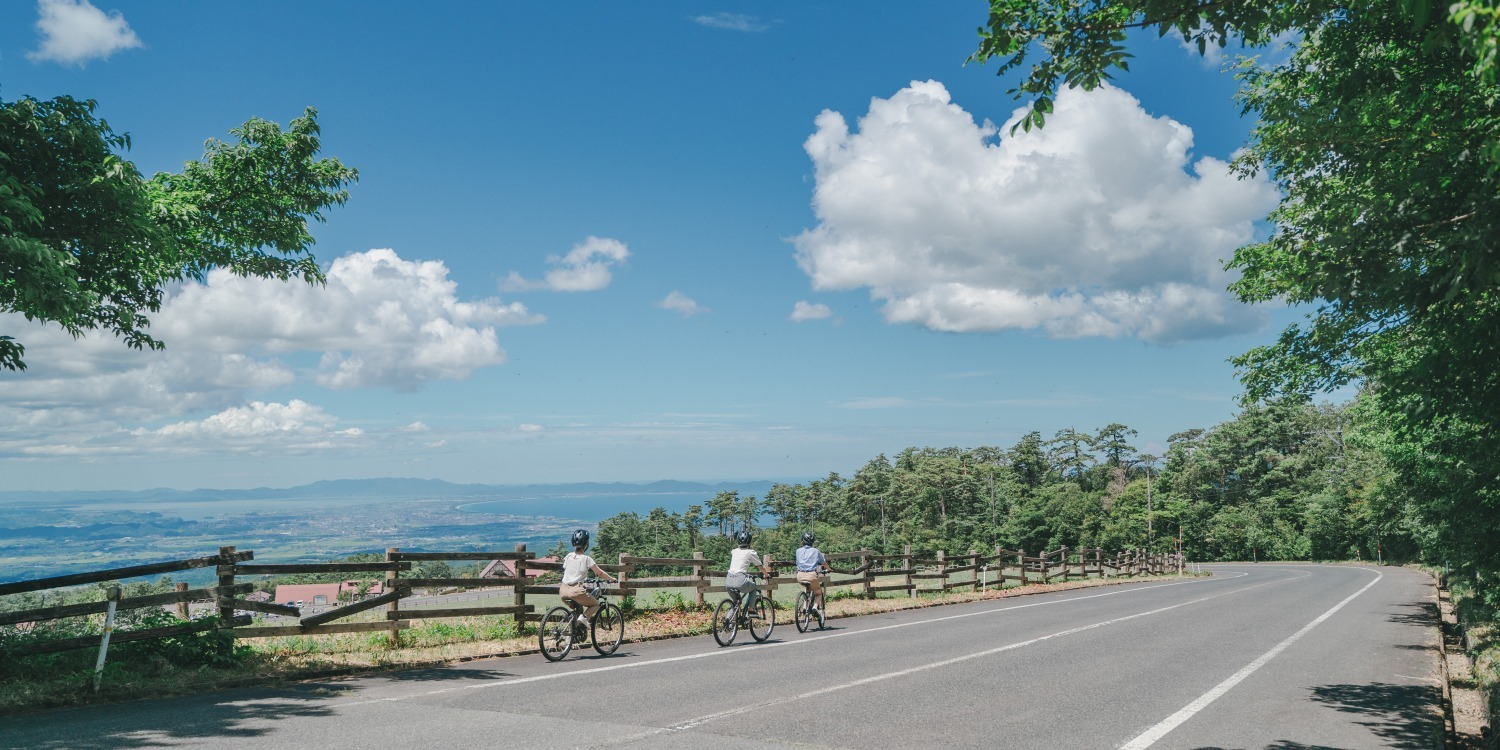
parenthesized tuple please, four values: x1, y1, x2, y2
(795, 531, 831, 612)
(726, 529, 770, 615)
(559, 529, 616, 629)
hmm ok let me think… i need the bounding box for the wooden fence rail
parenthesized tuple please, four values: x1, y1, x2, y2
(1, 543, 1186, 656)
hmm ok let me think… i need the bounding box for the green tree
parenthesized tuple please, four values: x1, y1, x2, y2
(1008, 431, 1051, 491)
(683, 504, 704, 549)
(706, 491, 738, 536)
(1047, 427, 1096, 487)
(1095, 423, 1138, 468)
(971, 0, 1500, 582)
(1, 96, 356, 371)
(765, 483, 802, 527)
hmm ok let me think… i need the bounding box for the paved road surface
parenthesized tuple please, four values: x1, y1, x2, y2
(3, 564, 1442, 749)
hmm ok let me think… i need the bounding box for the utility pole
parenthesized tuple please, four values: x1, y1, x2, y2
(1140, 454, 1159, 552)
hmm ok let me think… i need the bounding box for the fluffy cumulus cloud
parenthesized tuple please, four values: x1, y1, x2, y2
(157, 248, 540, 390)
(28, 0, 143, 66)
(790, 301, 833, 322)
(794, 81, 1280, 343)
(138, 400, 363, 453)
(657, 291, 708, 317)
(502, 236, 629, 292)
(0, 248, 539, 458)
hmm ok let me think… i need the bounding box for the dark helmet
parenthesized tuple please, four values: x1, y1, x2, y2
(734, 529, 753, 547)
(801, 531, 816, 546)
(571, 529, 590, 550)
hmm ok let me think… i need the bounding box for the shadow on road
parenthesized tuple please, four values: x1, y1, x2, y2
(1193, 742, 1343, 749)
(1, 663, 524, 750)
(1306, 681, 1441, 748)
(354, 665, 518, 683)
(1387, 600, 1439, 627)
(2, 689, 338, 750)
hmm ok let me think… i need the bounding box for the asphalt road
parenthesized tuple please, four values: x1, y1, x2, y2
(2, 564, 1442, 750)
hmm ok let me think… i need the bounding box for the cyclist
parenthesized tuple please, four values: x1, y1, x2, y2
(795, 531, 831, 612)
(726, 529, 770, 618)
(560, 529, 616, 631)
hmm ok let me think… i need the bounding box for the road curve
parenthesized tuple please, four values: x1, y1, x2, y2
(2, 564, 1442, 750)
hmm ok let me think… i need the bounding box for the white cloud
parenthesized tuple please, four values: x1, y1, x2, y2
(7, 400, 362, 460)
(515, 423, 545, 433)
(790, 301, 833, 322)
(502, 236, 629, 292)
(147, 400, 342, 439)
(0, 248, 539, 459)
(27, 0, 142, 66)
(693, 12, 770, 32)
(657, 291, 708, 317)
(794, 81, 1280, 343)
(157, 248, 541, 390)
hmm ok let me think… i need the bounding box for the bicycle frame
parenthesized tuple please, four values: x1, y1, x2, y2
(541, 578, 624, 661)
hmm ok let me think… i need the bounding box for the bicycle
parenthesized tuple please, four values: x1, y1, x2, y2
(712, 573, 774, 646)
(539, 578, 624, 661)
(794, 579, 827, 632)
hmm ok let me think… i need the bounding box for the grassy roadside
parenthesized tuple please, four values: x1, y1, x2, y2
(0, 572, 1195, 716)
(1438, 568, 1499, 746)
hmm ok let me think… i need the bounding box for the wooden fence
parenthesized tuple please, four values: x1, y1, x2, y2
(0, 543, 1184, 656)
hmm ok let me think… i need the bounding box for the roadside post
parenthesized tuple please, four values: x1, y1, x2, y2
(92, 586, 120, 692)
(174, 582, 189, 619)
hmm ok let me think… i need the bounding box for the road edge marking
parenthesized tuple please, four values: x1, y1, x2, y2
(1116, 567, 1383, 750)
(334, 576, 1228, 708)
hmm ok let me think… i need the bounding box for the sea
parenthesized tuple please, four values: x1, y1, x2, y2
(457, 491, 711, 522)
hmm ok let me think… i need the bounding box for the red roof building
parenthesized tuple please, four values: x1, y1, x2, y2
(274, 580, 383, 607)
(480, 556, 557, 579)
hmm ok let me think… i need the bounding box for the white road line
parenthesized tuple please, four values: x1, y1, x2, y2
(584, 570, 1300, 746)
(334, 575, 1236, 708)
(1117, 567, 1384, 750)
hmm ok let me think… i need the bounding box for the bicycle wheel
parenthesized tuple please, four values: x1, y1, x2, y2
(748, 595, 774, 642)
(592, 603, 624, 656)
(539, 606, 575, 661)
(712, 598, 738, 646)
(794, 591, 813, 633)
(816, 599, 827, 629)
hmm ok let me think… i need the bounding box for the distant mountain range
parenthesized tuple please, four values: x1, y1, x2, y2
(0, 477, 781, 505)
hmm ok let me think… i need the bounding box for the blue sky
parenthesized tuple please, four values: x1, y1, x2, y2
(1, 1, 1298, 491)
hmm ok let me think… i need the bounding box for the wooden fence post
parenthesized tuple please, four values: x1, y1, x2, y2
(862, 550, 874, 600)
(903, 545, 915, 598)
(970, 550, 980, 592)
(935, 550, 946, 594)
(514, 543, 530, 634)
(765, 554, 777, 606)
(692, 550, 706, 607)
(1017, 549, 1027, 586)
(216, 546, 236, 623)
(174, 582, 190, 620)
(615, 546, 627, 597)
(385, 547, 401, 645)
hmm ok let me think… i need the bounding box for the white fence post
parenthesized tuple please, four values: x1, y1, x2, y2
(93, 586, 120, 692)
